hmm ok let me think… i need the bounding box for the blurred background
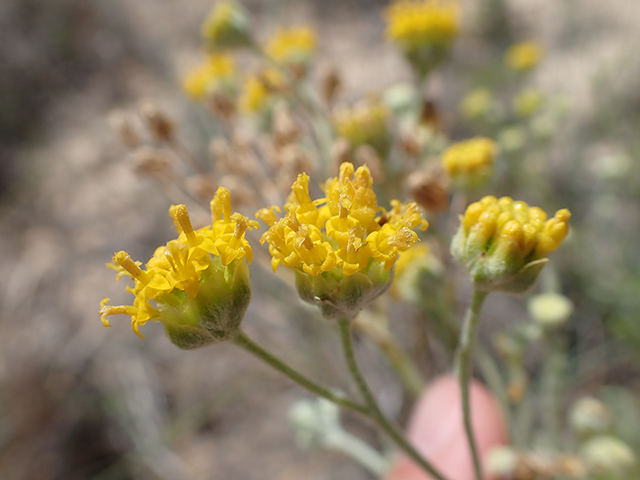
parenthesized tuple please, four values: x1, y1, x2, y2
(1, 0, 640, 479)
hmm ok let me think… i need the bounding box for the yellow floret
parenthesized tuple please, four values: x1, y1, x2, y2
(259, 162, 429, 277)
(462, 196, 570, 260)
(266, 26, 317, 65)
(99, 187, 257, 337)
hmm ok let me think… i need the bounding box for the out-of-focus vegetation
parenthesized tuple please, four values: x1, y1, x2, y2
(1, 0, 640, 479)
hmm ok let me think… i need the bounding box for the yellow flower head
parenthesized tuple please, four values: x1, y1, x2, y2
(505, 42, 543, 72)
(333, 100, 392, 158)
(182, 54, 236, 100)
(202, 0, 252, 51)
(258, 163, 428, 318)
(452, 195, 571, 292)
(442, 137, 497, 187)
(266, 26, 317, 70)
(100, 187, 258, 344)
(385, 0, 459, 48)
(239, 69, 286, 114)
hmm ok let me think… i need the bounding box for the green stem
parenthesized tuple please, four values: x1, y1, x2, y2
(541, 332, 565, 450)
(338, 319, 450, 480)
(454, 289, 489, 480)
(233, 330, 368, 415)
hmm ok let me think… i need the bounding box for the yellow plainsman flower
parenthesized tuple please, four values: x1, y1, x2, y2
(258, 162, 428, 319)
(266, 26, 317, 75)
(384, 0, 459, 78)
(182, 54, 236, 100)
(333, 100, 392, 158)
(505, 42, 543, 72)
(100, 187, 258, 347)
(202, 0, 252, 51)
(451, 195, 571, 293)
(442, 137, 497, 188)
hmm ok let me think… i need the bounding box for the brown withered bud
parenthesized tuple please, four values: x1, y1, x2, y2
(272, 103, 299, 148)
(406, 167, 450, 213)
(516, 453, 552, 480)
(554, 456, 587, 478)
(108, 110, 142, 149)
(329, 138, 353, 176)
(420, 99, 443, 132)
(400, 130, 422, 157)
(185, 174, 218, 201)
(138, 99, 175, 142)
(320, 65, 342, 106)
(354, 145, 384, 183)
(130, 146, 173, 177)
(208, 90, 236, 121)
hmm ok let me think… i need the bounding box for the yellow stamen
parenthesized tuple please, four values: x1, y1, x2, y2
(170, 204, 198, 245)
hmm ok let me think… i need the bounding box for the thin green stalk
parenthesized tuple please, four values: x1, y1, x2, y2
(233, 330, 368, 415)
(541, 332, 565, 450)
(338, 319, 450, 480)
(454, 289, 489, 480)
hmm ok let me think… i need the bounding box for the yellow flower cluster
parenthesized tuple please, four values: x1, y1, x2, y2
(239, 69, 285, 113)
(266, 27, 317, 65)
(333, 101, 391, 156)
(258, 162, 428, 277)
(100, 187, 258, 336)
(201, 0, 251, 50)
(182, 54, 236, 100)
(461, 196, 571, 260)
(505, 42, 543, 72)
(384, 0, 459, 49)
(442, 137, 497, 178)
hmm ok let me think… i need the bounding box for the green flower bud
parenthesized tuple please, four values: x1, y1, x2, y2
(99, 190, 257, 349)
(451, 196, 571, 293)
(528, 292, 574, 328)
(580, 435, 636, 475)
(201, 0, 253, 51)
(486, 446, 520, 479)
(295, 262, 392, 320)
(289, 398, 341, 448)
(569, 397, 612, 439)
(513, 88, 544, 117)
(159, 257, 251, 349)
